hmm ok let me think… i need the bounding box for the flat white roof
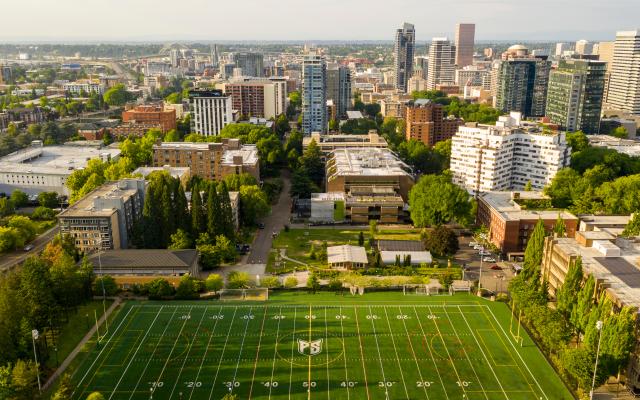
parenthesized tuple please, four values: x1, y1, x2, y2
(221, 145, 259, 166)
(327, 245, 368, 265)
(480, 191, 577, 222)
(327, 148, 413, 178)
(380, 251, 432, 265)
(0, 145, 121, 175)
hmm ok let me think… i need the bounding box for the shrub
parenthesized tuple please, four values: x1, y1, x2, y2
(260, 276, 281, 288)
(284, 276, 298, 288)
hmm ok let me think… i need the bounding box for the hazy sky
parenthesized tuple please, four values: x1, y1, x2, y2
(1, 0, 638, 42)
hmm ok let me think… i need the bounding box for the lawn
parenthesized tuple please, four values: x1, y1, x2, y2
(44, 300, 114, 370)
(68, 292, 572, 400)
(267, 228, 422, 272)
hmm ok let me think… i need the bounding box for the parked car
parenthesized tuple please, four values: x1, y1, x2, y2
(474, 245, 483, 250)
(479, 251, 491, 256)
(483, 257, 496, 262)
(469, 241, 478, 247)
(23, 244, 34, 252)
(236, 244, 250, 254)
(257, 222, 265, 229)
(490, 265, 502, 270)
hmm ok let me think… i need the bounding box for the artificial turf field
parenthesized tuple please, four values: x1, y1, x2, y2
(70, 292, 573, 400)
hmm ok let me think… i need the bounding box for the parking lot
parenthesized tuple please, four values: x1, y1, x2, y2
(454, 235, 517, 294)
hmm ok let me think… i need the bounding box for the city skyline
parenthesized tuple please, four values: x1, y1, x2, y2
(0, 0, 638, 42)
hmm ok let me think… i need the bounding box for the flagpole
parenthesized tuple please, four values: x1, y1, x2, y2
(31, 330, 42, 393)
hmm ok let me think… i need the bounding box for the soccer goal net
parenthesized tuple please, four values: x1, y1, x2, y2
(219, 288, 269, 301)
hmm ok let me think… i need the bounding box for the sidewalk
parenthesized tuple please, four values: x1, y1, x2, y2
(42, 298, 122, 391)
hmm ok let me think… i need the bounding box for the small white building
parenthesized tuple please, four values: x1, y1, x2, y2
(310, 192, 345, 223)
(327, 245, 368, 269)
(380, 251, 432, 265)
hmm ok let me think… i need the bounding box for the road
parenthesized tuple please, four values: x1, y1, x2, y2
(0, 226, 58, 273)
(454, 235, 515, 294)
(247, 170, 292, 265)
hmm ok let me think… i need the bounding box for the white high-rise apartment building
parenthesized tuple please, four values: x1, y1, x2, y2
(575, 40, 594, 55)
(189, 89, 233, 136)
(451, 112, 571, 194)
(302, 53, 327, 134)
(393, 23, 415, 93)
(427, 38, 456, 90)
(607, 30, 640, 115)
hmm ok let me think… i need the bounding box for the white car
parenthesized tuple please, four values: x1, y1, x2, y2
(483, 257, 496, 262)
(479, 251, 491, 256)
(474, 245, 483, 250)
(469, 242, 478, 247)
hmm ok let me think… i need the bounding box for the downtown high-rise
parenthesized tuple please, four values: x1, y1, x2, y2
(454, 23, 475, 67)
(302, 53, 327, 134)
(607, 30, 640, 115)
(327, 64, 352, 120)
(393, 23, 415, 93)
(546, 59, 606, 133)
(427, 38, 456, 90)
(233, 52, 264, 77)
(495, 45, 551, 117)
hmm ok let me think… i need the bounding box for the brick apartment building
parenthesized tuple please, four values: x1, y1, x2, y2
(405, 99, 462, 146)
(122, 105, 176, 133)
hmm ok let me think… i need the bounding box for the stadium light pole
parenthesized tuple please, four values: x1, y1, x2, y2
(590, 320, 604, 399)
(31, 329, 42, 393)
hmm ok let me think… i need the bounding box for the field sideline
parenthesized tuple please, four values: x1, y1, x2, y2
(69, 292, 573, 399)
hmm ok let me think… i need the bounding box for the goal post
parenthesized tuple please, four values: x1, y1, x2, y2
(219, 288, 269, 301)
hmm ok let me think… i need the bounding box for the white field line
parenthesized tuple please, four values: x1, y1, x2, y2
(484, 305, 550, 400)
(424, 306, 467, 398)
(248, 307, 269, 399)
(457, 305, 509, 399)
(353, 306, 371, 400)
(209, 306, 239, 400)
(382, 307, 410, 399)
(146, 306, 195, 399)
(441, 306, 489, 400)
(287, 307, 297, 400)
(410, 306, 449, 400)
(70, 304, 136, 398)
(109, 305, 169, 400)
(395, 306, 430, 399)
(267, 307, 283, 400)
(338, 306, 350, 400)
(367, 306, 390, 400)
(169, 307, 209, 398)
(188, 306, 225, 400)
(229, 307, 254, 395)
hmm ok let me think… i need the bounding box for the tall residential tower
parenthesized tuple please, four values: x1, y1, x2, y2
(607, 30, 640, 115)
(302, 53, 327, 134)
(427, 38, 456, 90)
(393, 23, 416, 93)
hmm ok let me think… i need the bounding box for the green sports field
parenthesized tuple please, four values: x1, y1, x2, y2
(70, 292, 573, 400)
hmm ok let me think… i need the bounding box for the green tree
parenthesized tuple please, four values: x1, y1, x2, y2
(86, 392, 106, 400)
(611, 126, 628, 138)
(622, 212, 640, 237)
(163, 129, 180, 142)
(554, 214, 567, 238)
(0, 198, 15, 217)
(422, 226, 459, 257)
(93, 275, 118, 296)
(284, 276, 298, 288)
(207, 184, 221, 238)
(409, 174, 473, 227)
(260, 276, 281, 288)
(524, 181, 532, 191)
(299, 140, 324, 186)
(369, 220, 378, 237)
(146, 278, 175, 299)
(556, 257, 583, 320)
(9, 190, 28, 208)
(306, 273, 320, 294)
(52, 373, 73, 400)
(290, 170, 319, 199)
(358, 231, 365, 246)
(10, 359, 38, 400)
(103, 84, 131, 106)
(31, 206, 55, 220)
(175, 274, 200, 300)
(169, 229, 192, 249)
(227, 271, 251, 289)
(37, 191, 58, 208)
(8, 216, 36, 243)
(566, 130, 590, 152)
(191, 187, 207, 236)
(521, 219, 547, 285)
(198, 244, 221, 270)
(217, 182, 235, 239)
(572, 274, 595, 334)
(562, 347, 604, 392)
(239, 185, 270, 226)
(20, 257, 55, 329)
(214, 235, 237, 263)
(205, 274, 224, 293)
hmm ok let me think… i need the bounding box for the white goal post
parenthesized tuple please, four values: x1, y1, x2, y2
(219, 288, 269, 301)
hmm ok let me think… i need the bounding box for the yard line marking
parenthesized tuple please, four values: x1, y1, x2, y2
(169, 307, 209, 399)
(382, 306, 410, 399)
(71, 304, 136, 398)
(324, 307, 330, 400)
(209, 306, 239, 400)
(484, 305, 549, 400)
(267, 306, 283, 400)
(338, 306, 350, 400)
(441, 306, 489, 400)
(229, 307, 254, 396)
(188, 306, 224, 400)
(423, 306, 466, 398)
(248, 306, 268, 399)
(145, 306, 194, 400)
(458, 305, 509, 399)
(368, 306, 390, 399)
(108, 305, 167, 400)
(397, 306, 429, 400)
(287, 307, 297, 400)
(353, 306, 371, 400)
(307, 305, 312, 400)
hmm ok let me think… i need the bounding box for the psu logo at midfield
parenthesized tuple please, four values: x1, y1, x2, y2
(297, 338, 323, 356)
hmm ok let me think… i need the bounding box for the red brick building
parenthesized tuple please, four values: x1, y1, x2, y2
(122, 105, 176, 133)
(405, 99, 462, 146)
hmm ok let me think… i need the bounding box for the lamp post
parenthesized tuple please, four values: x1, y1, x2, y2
(54, 346, 58, 367)
(31, 329, 42, 394)
(477, 246, 484, 296)
(590, 320, 604, 399)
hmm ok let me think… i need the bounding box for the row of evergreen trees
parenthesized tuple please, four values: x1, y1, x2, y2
(509, 218, 635, 397)
(137, 172, 236, 249)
